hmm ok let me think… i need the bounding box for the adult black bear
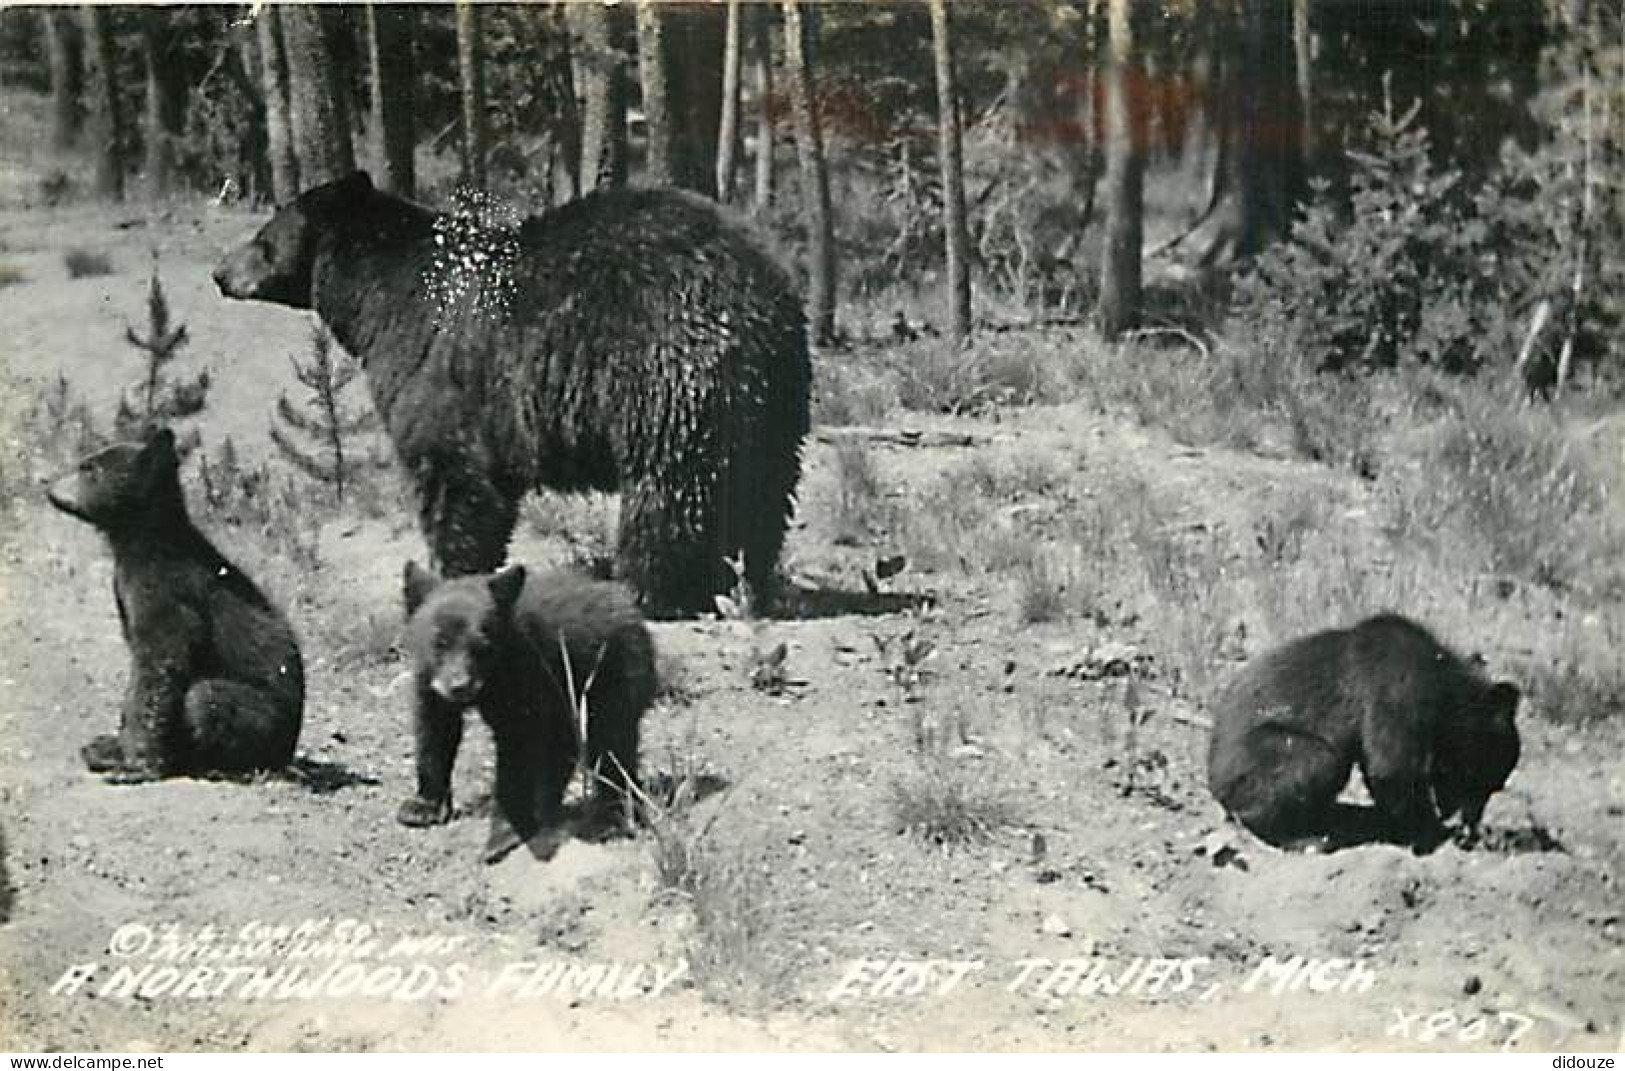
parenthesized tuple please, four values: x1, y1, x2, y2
(1207, 614, 1520, 851)
(46, 428, 305, 781)
(215, 171, 811, 619)
(401, 561, 654, 863)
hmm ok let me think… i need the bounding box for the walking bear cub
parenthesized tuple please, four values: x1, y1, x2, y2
(46, 428, 305, 781)
(401, 562, 654, 863)
(1207, 614, 1520, 852)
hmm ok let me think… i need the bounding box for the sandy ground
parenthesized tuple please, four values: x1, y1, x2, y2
(0, 96, 1622, 1053)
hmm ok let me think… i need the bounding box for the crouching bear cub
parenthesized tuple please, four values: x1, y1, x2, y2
(1208, 614, 1520, 852)
(401, 562, 654, 863)
(47, 428, 305, 781)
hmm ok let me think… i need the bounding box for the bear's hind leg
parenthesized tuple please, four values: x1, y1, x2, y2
(584, 695, 642, 830)
(619, 478, 729, 619)
(1219, 725, 1349, 847)
(183, 680, 300, 774)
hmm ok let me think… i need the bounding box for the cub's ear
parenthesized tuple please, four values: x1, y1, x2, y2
(403, 560, 440, 618)
(489, 565, 527, 611)
(144, 426, 178, 466)
(1489, 680, 1521, 721)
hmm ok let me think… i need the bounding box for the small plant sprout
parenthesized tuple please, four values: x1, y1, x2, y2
(715, 551, 792, 696)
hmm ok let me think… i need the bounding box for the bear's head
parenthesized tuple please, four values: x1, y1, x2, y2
(1432, 678, 1521, 834)
(47, 427, 181, 532)
(213, 171, 377, 309)
(403, 561, 528, 709)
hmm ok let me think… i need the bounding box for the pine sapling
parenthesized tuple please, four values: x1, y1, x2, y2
(116, 262, 209, 446)
(270, 323, 387, 506)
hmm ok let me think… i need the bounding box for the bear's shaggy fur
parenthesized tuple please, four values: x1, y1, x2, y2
(1207, 614, 1520, 851)
(401, 561, 654, 863)
(46, 428, 305, 781)
(216, 172, 811, 618)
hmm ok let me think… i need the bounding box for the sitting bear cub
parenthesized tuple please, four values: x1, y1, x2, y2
(1207, 613, 1520, 852)
(401, 562, 654, 862)
(47, 428, 304, 781)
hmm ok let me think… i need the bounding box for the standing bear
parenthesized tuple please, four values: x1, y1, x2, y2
(215, 172, 812, 618)
(402, 562, 655, 863)
(1207, 614, 1520, 852)
(46, 428, 305, 781)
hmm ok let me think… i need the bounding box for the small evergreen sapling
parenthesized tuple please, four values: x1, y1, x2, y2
(116, 263, 209, 448)
(270, 323, 387, 505)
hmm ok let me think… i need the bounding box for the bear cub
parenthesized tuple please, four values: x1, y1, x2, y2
(1207, 613, 1520, 852)
(401, 562, 655, 863)
(47, 428, 305, 781)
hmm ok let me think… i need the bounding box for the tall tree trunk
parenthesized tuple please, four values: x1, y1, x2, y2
(547, 6, 583, 204)
(455, 0, 487, 189)
(81, 6, 124, 201)
(783, 0, 836, 344)
(573, 1, 629, 192)
(635, 1, 677, 187)
(1195, 0, 1304, 264)
(141, 9, 186, 197)
(1293, 0, 1314, 167)
(669, 4, 723, 198)
(227, 21, 271, 202)
(637, 2, 722, 196)
(258, 5, 300, 201)
(366, 1, 417, 198)
(282, 4, 356, 187)
(43, 9, 82, 150)
(716, 0, 743, 203)
(930, 0, 971, 341)
(1096, 0, 1144, 340)
(752, 4, 775, 212)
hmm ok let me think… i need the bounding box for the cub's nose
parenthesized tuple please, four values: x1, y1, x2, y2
(431, 676, 477, 706)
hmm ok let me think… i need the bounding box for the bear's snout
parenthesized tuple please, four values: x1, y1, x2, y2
(44, 474, 82, 518)
(211, 259, 239, 297)
(430, 671, 478, 706)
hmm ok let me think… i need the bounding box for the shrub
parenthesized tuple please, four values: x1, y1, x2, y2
(63, 249, 113, 279)
(830, 440, 887, 547)
(890, 759, 1015, 849)
(1380, 391, 1625, 600)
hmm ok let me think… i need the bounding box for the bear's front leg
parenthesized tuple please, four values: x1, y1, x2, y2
(81, 734, 125, 773)
(398, 690, 464, 827)
(104, 660, 190, 784)
(482, 704, 574, 864)
(1367, 772, 1449, 853)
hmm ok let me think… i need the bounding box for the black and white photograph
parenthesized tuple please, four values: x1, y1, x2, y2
(0, 0, 1620, 1054)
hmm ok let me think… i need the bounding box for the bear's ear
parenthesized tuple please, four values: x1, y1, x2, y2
(489, 565, 527, 612)
(403, 560, 440, 617)
(142, 426, 179, 470)
(340, 170, 374, 196)
(1489, 680, 1521, 721)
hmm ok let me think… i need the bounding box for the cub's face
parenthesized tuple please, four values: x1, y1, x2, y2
(213, 171, 376, 309)
(47, 428, 177, 530)
(1433, 680, 1522, 831)
(403, 562, 527, 710)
